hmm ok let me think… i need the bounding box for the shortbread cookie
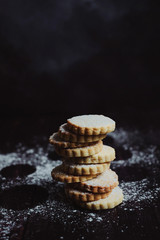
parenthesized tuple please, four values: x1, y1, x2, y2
(76, 187, 123, 210)
(49, 132, 92, 148)
(51, 165, 98, 183)
(62, 162, 110, 175)
(58, 123, 107, 143)
(64, 145, 115, 164)
(65, 186, 111, 202)
(54, 140, 103, 158)
(67, 115, 115, 135)
(76, 169, 118, 193)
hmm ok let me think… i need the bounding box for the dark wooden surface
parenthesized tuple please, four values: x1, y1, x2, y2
(0, 117, 160, 240)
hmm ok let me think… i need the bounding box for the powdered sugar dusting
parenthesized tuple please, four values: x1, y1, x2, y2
(0, 128, 160, 240)
(68, 114, 115, 128)
(82, 169, 118, 187)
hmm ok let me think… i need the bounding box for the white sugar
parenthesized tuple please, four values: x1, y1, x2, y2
(68, 115, 115, 128)
(0, 129, 160, 240)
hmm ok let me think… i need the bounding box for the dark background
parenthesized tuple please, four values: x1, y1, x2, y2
(0, 0, 160, 131)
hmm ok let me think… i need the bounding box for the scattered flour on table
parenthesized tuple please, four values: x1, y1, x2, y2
(0, 129, 160, 240)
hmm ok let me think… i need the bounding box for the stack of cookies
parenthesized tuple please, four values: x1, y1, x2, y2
(50, 115, 123, 210)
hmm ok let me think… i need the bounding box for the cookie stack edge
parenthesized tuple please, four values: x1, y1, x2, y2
(50, 114, 123, 210)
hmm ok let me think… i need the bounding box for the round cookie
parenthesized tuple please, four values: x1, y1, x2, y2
(62, 162, 110, 175)
(76, 169, 119, 193)
(58, 123, 107, 143)
(76, 187, 123, 210)
(63, 145, 115, 164)
(54, 140, 103, 158)
(67, 114, 115, 135)
(49, 132, 92, 148)
(51, 165, 97, 183)
(65, 186, 111, 202)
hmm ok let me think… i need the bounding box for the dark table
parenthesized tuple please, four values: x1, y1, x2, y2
(0, 116, 160, 240)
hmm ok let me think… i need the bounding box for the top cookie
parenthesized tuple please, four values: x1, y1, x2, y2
(67, 115, 115, 135)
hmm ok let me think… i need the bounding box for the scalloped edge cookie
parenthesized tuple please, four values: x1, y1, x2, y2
(58, 123, 107, 143)
(62, 162, 110, 175)
(63, 145, 115, 164)
(65, 186, 111, 202)
(67, 115, 115, 135)
(75, 169, 119, 193)
(49, 132, 92, 148)
(51, 165, 98, 183)
(76, 187, 123, 210)
(54, 140, 103, 157)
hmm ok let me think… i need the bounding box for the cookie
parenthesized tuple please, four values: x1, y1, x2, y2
(65, 186, 111, 202)
(62, 162, 110, 175)
(54, 140, 103, 158)
(51, 165, 98, 183)
(75, 169, 119, 193)
(76, 186, 123, 210)
(64, 145, 115, 164)
(49, 132, 92, 148)
(58, 123, 107, 143)
(67, 114, 115, 135)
